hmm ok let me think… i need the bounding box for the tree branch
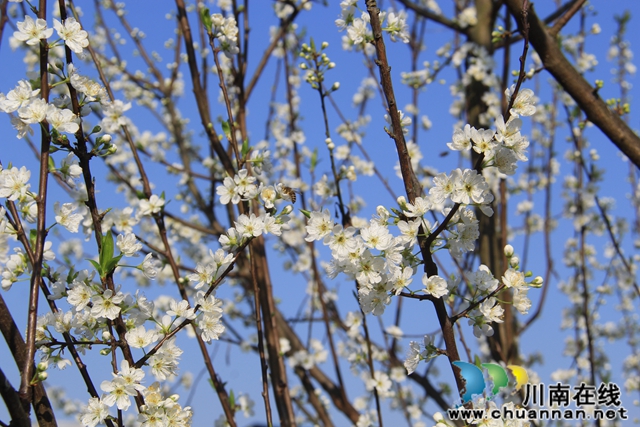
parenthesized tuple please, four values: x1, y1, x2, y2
(505, 0, 640, 168)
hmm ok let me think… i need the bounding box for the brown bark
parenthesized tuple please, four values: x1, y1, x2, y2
(0, 295, 57, 427)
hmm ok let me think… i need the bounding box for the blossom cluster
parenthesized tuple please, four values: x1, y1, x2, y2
(14, 15, 88, 54)
(336, 0, 410, 50)
(0, 79, 79, 137)
(209, 13, 240, 58)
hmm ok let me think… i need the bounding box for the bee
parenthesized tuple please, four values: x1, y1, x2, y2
(281, 186, 300, 204)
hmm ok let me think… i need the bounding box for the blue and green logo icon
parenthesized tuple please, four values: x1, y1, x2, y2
(452, 362, 529, 404)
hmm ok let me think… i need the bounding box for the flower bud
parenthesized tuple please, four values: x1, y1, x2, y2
(346, 165, 356, 181)
(321, 41, 329, 49)
(102, 331, 112, 341)
(101, 134, 112, 143)
(281, 205, 293, 215)
(509, 256, 519, 268)
(300, 63, 307, 70)
(530, 276, 544, 287)
(37, 371, 48, 381)
(106, 144, 118, 155)
(37, 361, 48, 371)
(376, 205, 389, 218)
(504, 244, 514, 258)
(397, 196, 407, 209)
(331, 81, 339, 90)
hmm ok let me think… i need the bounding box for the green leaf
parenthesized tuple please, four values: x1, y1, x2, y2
(473, 354, 482, 368)
(104, 254, 123, 277)
(99, 231, 115, 274)
(310, 148, 318, 171)
(299, 209, 311, 219)
(229, 389, 236, 409)
(201, 7, 212, 34)
(241, 138, 250, 157)
(48, 156, 56, 173)
(221, 120, 231, 140)
(87, 259, 103, 277)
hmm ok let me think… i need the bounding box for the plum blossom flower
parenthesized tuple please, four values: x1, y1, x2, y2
(447, 124, 473, 151)
(101, 100, 131, 132)
(404, 341, 422, 375)
(138, 194, 165, 216)
(360, 222, 393, 251)
(234, 213, 265, 238)
(69, 67, 107, 103)
(0, 166, 31, 201)
(404, 335, 434, 374)
(14, 16, 53, 46)
(325, 224, 357, 258)
(430, 171, 458, 204)
(347, 18, 370, 45)
(198, 312, 225, 342)
(451, 169, 490, 205)
(422, 274, 448, 298)
(53, 18, 89, 54)
(116, 233, 142, 257)
(54, 202, 83, 233)
(58, 153, 83, 185)
(365, 371, 393, 395)
(493, 146, 518, 175)
(100, 377, 136, 410)
(384, 109, 412, 135)
(46, 105, 79, 134)
(167, 298, 196, 322)
(385, 11, 410, 43)
(126, 325, 158, 349)
(116, 360, 145, 392)
(140, 253, 160, 279)
(187, 262, 215, 289)
(507, 86, 537, 117)
(470, 127, 497, 154)
(305, 209, 333, 242)
(479, 297, 504, 323)
(359, 289, 392, 316)
(502, 268, 527, 290)
(403, 196, 432, 218)
(0, 80, 40, 113)
(67, 281, 93, 311)
(18, 98, 48, 124)
(513, 289, 532, 314)
(79, 397, 109, 427)
(91, 289, 125, 320)
(210, 13, 239, 58)
(10, 116, 34, 139)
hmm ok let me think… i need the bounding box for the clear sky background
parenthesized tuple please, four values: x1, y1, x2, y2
(1, 0, 640, 426)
